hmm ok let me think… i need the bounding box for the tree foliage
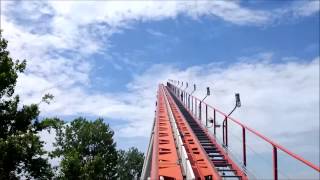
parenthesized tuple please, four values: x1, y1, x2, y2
(0, 31, 56, 179)
(117, 147, 144, 180)
(52, 118, 118, 179)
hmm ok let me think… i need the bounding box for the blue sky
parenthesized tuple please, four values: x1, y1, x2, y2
(101, 14, 319, 90)
(1, 0, 319, 178)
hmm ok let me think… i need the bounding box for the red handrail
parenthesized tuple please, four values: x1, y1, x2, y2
(168, 83, 320, 175)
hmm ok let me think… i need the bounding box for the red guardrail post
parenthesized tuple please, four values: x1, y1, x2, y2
(188, 94, 190, 110)
(273, 146, 278, 180)
(222, 118, 225, 145)
(213, 110, 216, 136)
(199, 101, 202, 122)
(195, 99, 198, 119)
(242, 127, 247, 166)
(205, 104, 208, 127)
(222, 116, 229, 147)
(191, 96, 193, 114)
(183, 91, 185, 105)
(226, 117, 228, 146)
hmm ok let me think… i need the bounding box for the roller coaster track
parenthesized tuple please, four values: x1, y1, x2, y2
(140, 82, 320, 180)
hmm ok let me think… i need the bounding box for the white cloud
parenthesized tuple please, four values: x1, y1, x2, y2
(2, 0, 317, 61)
(291, 0, 320, 17)
(146, 29, 167, 37)
(45, 0, 320, 27)
(1, 1, 318, 102)
(38, 129, 61, 168)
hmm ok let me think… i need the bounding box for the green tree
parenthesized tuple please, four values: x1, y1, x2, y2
(52, 118, 118, 179)
(117, 147, 144, 180)
(0, 31, 57, 179)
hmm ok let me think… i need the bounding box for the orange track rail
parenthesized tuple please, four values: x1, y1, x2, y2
(163, 86, 221, 180)
(150, 85, 183, 180)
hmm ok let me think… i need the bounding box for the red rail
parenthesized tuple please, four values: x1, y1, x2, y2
(168, 82, 320, 179)
(150, 85, 183, 179)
